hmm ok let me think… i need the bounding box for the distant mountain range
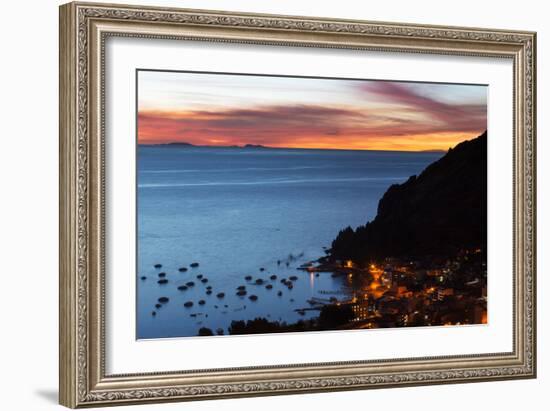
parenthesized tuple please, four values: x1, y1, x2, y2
(140, 142, 269, 149)
(138, 142, 446, 153)
(329, 131, 487, 262)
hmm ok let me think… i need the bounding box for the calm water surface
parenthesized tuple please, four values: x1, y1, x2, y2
(136, 146, 442, 338)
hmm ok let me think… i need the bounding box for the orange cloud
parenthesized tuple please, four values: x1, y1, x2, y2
(138, 100, 486, 151)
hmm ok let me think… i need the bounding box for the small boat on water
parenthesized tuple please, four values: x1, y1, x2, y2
(307, 297, 331, 305)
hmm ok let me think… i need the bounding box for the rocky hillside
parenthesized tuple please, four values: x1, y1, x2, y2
(329, 131, 487, 262)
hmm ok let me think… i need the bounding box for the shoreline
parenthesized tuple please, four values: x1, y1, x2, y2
(139, 247, 487, 338)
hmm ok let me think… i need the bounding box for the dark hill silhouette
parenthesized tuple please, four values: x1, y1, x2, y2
(329, 131, 487, 262)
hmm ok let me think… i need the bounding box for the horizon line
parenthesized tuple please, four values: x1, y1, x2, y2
(136, 142, 449, 154)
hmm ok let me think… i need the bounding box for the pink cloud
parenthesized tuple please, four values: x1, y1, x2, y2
(359, 81, 486, 134)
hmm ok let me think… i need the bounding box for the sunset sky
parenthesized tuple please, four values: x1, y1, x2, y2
(137, 70, 487, 152)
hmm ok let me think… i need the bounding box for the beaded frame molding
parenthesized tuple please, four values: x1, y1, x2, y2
(59, 2, 536, 408)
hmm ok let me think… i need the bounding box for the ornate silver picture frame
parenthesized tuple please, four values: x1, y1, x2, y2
(59, 1, 536, 408)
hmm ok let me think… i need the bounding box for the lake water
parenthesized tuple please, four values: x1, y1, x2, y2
(136, 146, 442, 339)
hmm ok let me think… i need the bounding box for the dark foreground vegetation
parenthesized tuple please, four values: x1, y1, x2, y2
(197, 304, 355, 336)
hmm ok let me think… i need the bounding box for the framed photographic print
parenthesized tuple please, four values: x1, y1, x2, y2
(59, 2, 537, 408)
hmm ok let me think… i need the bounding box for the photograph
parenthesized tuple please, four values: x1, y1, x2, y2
(136, 70, 488, 339)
